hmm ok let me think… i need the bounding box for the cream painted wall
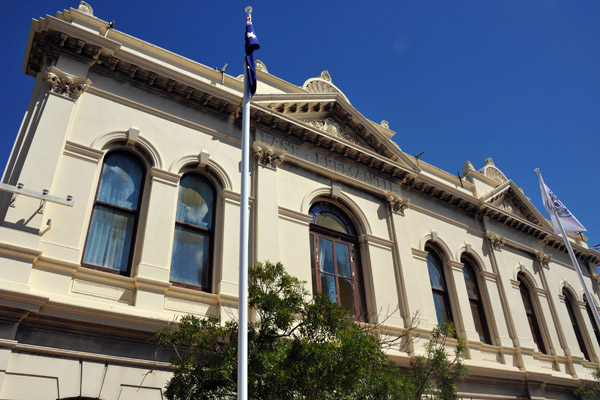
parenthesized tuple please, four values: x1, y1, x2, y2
(2, 7, 600, 399)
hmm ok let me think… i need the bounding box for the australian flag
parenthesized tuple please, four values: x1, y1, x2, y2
(245, 14, 260, 97)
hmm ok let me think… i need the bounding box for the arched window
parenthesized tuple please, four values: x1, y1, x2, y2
(517, 273, 547, 354)
(462, 255, 492, 344)
(170, 174, 215, 291)
(83, 151, 145, 275)
(426, 244, 454, 325)
(309, 202, 366, 321)
(584, 295, 600, 348)
(563, 289, 590, 360)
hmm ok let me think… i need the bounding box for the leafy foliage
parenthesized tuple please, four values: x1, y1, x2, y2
(156, 261, 466, 400)
(411, 323, 468, 400)
(576, 369, 600, 400)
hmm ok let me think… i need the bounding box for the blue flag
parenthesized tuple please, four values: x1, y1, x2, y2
(245, 14, 260, 97)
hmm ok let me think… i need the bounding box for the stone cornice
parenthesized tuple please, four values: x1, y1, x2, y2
(63, 141, 103, 164)
(411, 248, 428, 261)
(150, 168, 180, 187)
(447, 260, 465, 272)
(358, 234, 394, 250)
(481, 271, 498, 283)
(277, 206, 312, 226)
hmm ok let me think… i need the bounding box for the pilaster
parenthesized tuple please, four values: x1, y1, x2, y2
(218, 190, 242, 297)
(578, 300, 600, 362)
(480, 271, 513, 347)
(409, 247, 439, 330)
(136, 168, 180, 282)
(38, 141, 103, 264)
(447, 260, 481, 342)
(386, 191, 434, 329)
(253, 142, 283, 263)
(3, 64, 90, 233)
(358, 233, 403, 328)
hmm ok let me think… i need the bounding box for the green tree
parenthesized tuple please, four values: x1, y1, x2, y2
(411, 323, 468, 400)
(156, 261, 466, 400)
(576, 369, 600, 400)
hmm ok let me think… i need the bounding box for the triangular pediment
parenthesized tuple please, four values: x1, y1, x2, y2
(299, 115, 376, 150)
(251, 92, 419, 173)
(482, 180, 552, 230)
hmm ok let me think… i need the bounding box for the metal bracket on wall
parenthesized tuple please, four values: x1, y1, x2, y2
(0, 182, 74, 213)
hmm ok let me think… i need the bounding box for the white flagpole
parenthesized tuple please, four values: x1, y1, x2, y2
(238, 44, 251, 400)
(535, 169, 600, 332)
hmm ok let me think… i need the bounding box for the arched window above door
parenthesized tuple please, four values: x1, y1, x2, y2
(309, 202, 366, 321)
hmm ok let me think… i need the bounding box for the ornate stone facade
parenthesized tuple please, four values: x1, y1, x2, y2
(0, 5, 599, 400)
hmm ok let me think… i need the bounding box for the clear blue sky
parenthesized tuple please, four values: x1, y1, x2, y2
(2, 1, 599, 258)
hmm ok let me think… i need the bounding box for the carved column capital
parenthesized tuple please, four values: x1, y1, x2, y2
(44, 66, 91, 100)
(385, 192, 409, 216)
(484, 231, 505, 251)
(252, 143, 285, 170)
(535, 251, 552, 269)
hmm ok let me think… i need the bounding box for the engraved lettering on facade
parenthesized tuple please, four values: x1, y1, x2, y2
(255, 130, 400, 194)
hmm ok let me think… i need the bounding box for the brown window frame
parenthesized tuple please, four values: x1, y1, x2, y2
(309, 203, 367, 322)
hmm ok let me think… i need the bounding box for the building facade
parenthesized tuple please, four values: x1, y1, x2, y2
(1, 3, 600, 399)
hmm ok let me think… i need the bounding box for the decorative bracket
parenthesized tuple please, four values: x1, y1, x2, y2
(484, 231, 506, 251)
(252, 143, 285, 170)
(44, 66, 91, 101)
(535, 251, 552, 269)
(385, 192, 409, 216)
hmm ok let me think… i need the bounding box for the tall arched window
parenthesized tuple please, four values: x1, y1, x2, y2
(462, 255, 492, 344)
(517, 273, 547, 354)
(584, 295, 600, 348)
(83, 151, 145, 275)
(563, 288, 590, 361)
(309, 202, 367, 321)
(170, 174, 215, 291)
(426, 244, 454, 325)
